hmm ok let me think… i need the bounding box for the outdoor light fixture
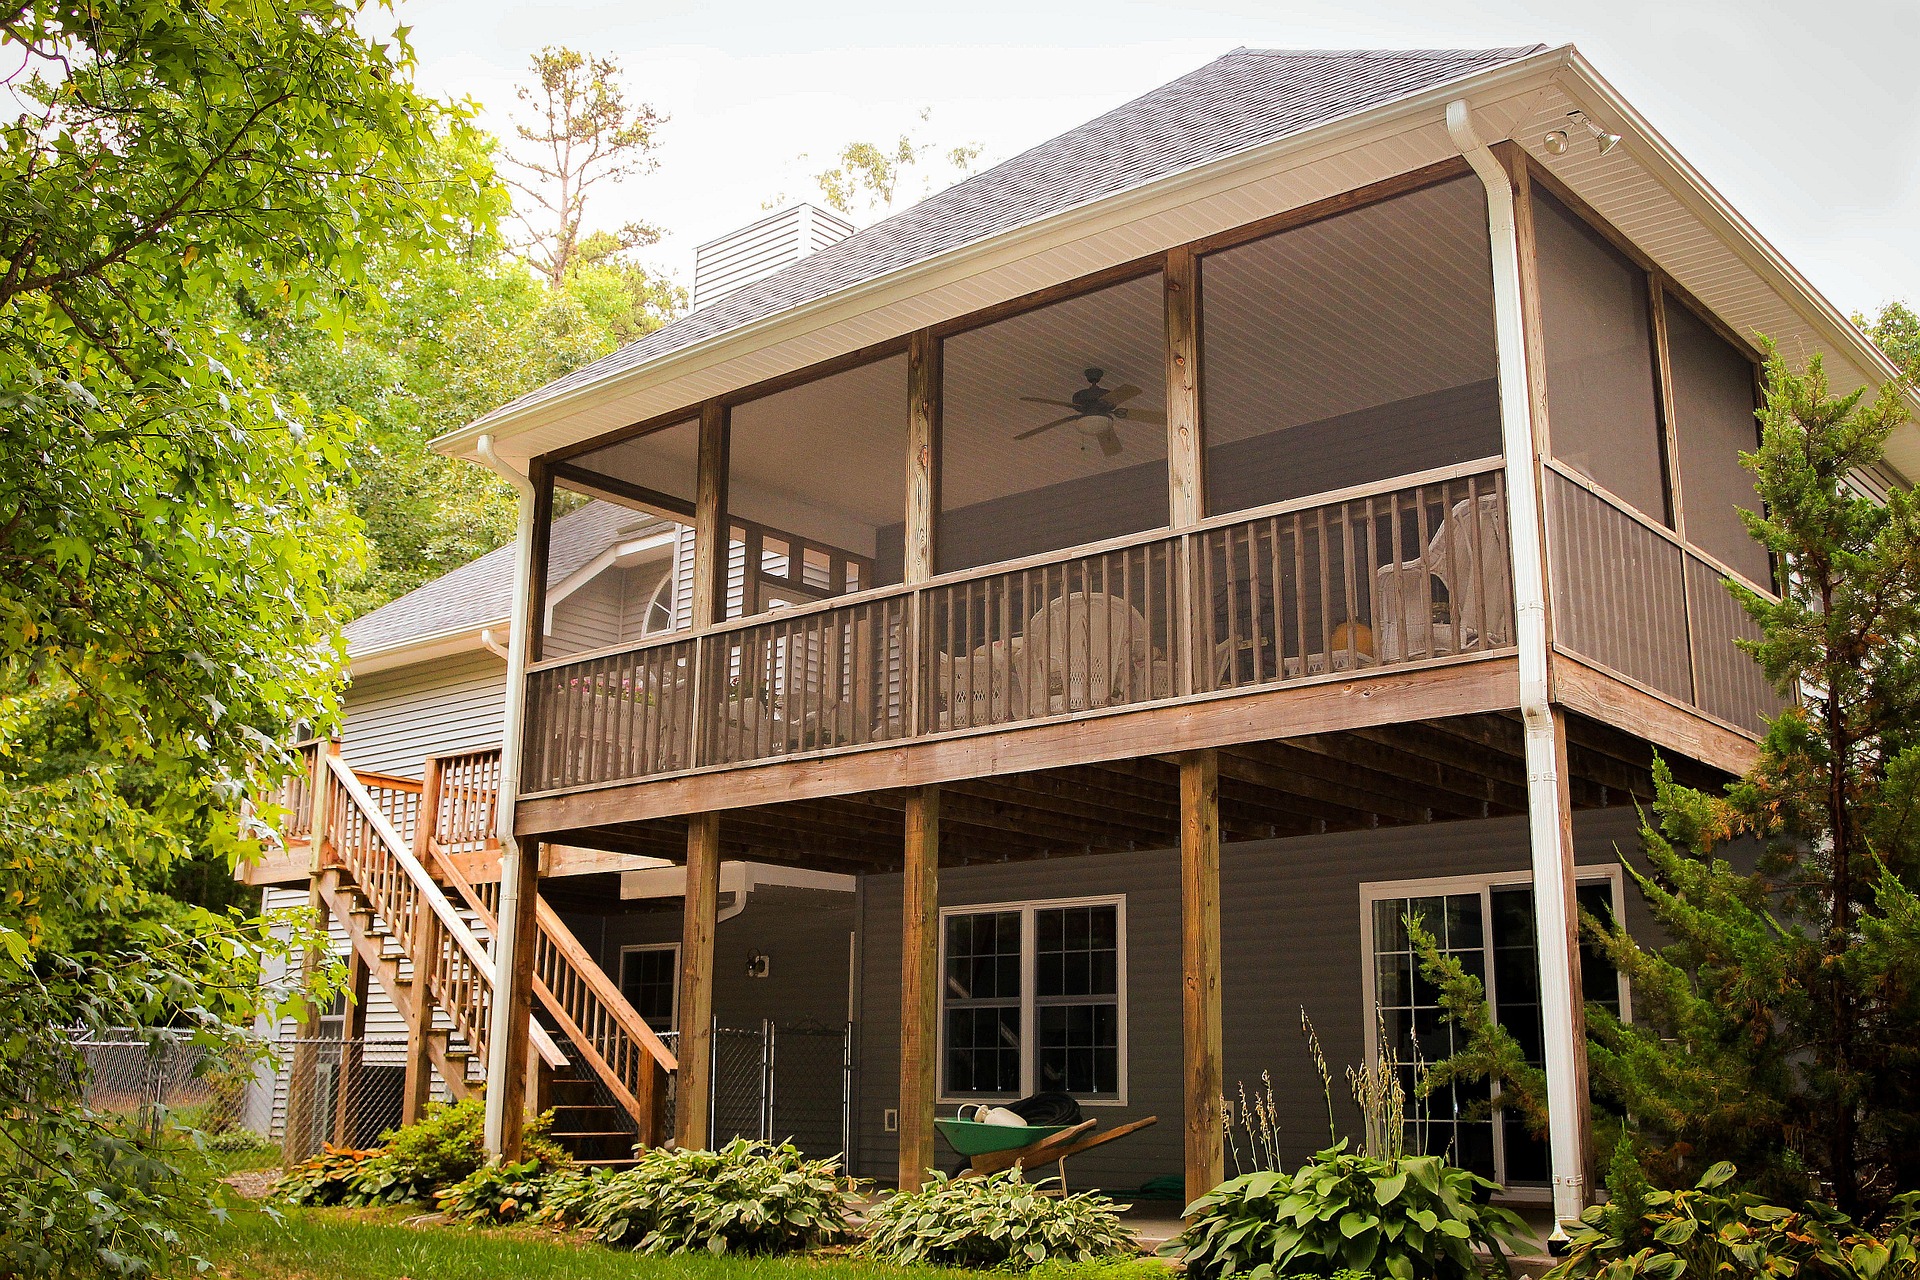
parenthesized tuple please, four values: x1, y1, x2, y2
(1566, 110, 1622, 156)
(1543, 129, 1570, 155)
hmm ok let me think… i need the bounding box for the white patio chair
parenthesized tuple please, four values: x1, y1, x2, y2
(935, 647, 1018, 729)
(1372, 492, 1509, 661)
(1021, 591, 1155, 716)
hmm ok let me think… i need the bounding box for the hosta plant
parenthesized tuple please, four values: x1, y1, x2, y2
(1547, 1162, 1920, 1280)
(1167, 1141, 1531, 1280)
(859, 1166, 1136, 1271)
(272, 1146, 383, 1206)
(435, 1158, 558, 1225)
(584, 1137, 856, 1255)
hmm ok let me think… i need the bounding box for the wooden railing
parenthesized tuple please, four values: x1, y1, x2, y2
(269, 738, 328, 843)
(420, 748, 676, 1145)
(317, 754, 564, 1077)
(521, 461, 1516, 796)
(1543, 465, 1778, 734)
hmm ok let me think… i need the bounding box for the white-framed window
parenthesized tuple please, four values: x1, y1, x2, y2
(1359, 867, 1629, 1194)
(938, 895, 1127, 1105)
(619, 943, 680, 1032)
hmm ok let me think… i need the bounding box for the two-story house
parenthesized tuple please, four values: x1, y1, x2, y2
(265, 43, 1917, 1231)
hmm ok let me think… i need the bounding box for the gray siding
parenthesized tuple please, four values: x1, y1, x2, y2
(562, 883, 858, 1032)
(341, 651, 506, 777)
(853, 805, 1652, 1191)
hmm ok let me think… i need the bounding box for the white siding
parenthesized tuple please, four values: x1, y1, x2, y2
(341, 651, 507, 777)
(548, 569, 627, 656)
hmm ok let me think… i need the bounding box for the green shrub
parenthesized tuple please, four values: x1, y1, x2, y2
(1166, 1141, 1531, 1280)
(1547, 1162, 1920, 1280)
(203, 1127, 274, 1154)
(859, 1166, 1136, 1271)
(583, 1137, 855, 1255)
(531, 1164, 621, 1227)
(272, 1146, 384, 1206)
(436, 1158, 553, 1225)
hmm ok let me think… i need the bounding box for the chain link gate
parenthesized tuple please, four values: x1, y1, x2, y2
(703, 1021, 852, 1160)
(273, 1033, 415, 1159)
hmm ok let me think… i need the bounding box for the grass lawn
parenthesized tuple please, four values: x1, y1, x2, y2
(205, 1206, 1005, 1280)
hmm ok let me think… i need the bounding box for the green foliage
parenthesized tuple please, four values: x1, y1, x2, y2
(1168, 1142, 1531, 1280)
(530, 1163, 621, 1227)
(807, 108, 985, 221)
(359, 1098, 489, 1203)
(860, 1166, 1135, 1271)
(1547, 1162, 1920, 1280)
(583, 1137, 855, 1255)
(204, 1127, 275, 1155)
(436, 1157, 555, 1225)
(1028, 1257, 1175, 1280)
(273, 1146, 386, 1207)
(1857, 300, 1920, 374)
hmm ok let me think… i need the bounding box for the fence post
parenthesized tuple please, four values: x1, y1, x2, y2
(841, 1021, 854, 1165)
(761, 1019, 775, 1143)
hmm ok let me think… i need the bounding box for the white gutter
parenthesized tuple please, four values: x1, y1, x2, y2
(474, 433, 537, 1159)
(1447, 99, 1586, 1234)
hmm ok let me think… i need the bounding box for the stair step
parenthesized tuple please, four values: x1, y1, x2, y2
(553, 1130, 633, 1140)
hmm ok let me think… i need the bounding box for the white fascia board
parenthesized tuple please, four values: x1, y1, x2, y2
(1550, 54, 1920, 481)
(432, 46, 1576, 466)
(348, 624, 505, 677)
(619, 860, 855, 900)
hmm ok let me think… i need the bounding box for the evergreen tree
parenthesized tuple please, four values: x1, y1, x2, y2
(1590, 347, 1919, 1213)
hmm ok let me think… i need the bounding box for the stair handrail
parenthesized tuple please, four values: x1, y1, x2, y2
(426, 838, 676, 1138)
(323, 754, 566, 1070)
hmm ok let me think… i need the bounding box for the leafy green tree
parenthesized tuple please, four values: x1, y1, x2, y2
(505, 46, 667, 286)
(1857, 300, 1919, 375)
(807, 108, 985, 222)
(0, 2, 485, 1273)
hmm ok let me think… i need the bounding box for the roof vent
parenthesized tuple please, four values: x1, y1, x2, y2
(691, 202, 855, 311)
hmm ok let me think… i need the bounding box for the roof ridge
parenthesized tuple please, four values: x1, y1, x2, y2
(1231, 45, 1549, 59)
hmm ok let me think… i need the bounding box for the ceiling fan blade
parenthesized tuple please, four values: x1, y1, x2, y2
(1098, 427, 1124, 457)
(1015, 414, 1082, 440)
(1123, 408, 1167, 427)
(1018, 396, 1079, 408)
(1105, 384, 1144, 406)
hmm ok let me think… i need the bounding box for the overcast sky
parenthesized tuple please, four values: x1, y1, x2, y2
(393, 0, 1919, 322)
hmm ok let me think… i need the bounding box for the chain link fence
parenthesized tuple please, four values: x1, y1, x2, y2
(273, 1034, 416, 1161)
(66, 1029, 236, 1130)
(706, 1021, 851, 1160)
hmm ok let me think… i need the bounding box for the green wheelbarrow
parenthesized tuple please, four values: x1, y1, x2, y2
(933, 1116, 1074, 1158)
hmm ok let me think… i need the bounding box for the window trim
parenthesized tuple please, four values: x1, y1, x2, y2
(935, 893, 1129, 1107)
(618, 942, 682, 1033)
(1356, 865, 1630, 1196)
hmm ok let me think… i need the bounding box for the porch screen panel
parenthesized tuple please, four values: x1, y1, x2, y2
(937, 272, 1168, 574)
(1665, 298, 1769, 586)
(943, 911, 1023, 1097)
(727, 354, 908, 614)
(1034, 904, 1120, 1098)
(1535, 190, 1669, 524)
(1200, 176, 1501, 516)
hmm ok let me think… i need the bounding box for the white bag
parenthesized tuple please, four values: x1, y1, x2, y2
(958, 1103, 1028, 1127)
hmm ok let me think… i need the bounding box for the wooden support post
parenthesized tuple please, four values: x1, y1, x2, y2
(281, 741, 337, 1166)
(676, 813, 722, 1149)
(400, 755, 445, 1125)
(494, 838, 542, 1162)
(899, 786, 940, 1191)
(1165, 245, 1204, 527)
(691, 402, 730, 629)
(905, 330, 941, 584)
(330, 948, 370, 1146)
(1180, 750, 1223, 1207)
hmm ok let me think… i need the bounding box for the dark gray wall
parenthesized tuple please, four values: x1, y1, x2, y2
(851, 804, 1652, 1191)
(561, 883, 857, 1031)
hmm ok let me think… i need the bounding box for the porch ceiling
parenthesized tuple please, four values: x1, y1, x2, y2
(537, 711, 1724, 878)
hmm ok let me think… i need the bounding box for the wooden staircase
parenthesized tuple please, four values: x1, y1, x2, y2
(279, 741, 676, 1162)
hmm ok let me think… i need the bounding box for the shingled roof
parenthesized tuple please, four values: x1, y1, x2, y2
(470, 45, 1546, 429)
(343, 501, 668, 658)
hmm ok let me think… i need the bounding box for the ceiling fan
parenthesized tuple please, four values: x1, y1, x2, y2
(1015, 367, 1167, 457)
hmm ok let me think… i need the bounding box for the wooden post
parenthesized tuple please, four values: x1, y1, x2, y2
(494, 838, 542, 1162)
(676, 813, 722, 1149)
(899, 786, 940, 1191)
(1180, 750, 1223, 1207)
(330, 948, 370, 1146)
(906, 329, 941, 583)
(400, 754, 444, 1125)
(281, 740, 337, 1166)
(1165, 245, 1205, 527)
(691, 402, 730, 629)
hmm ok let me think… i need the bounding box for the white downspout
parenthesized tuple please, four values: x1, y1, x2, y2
(475, 433, 537, 1158)
(1446, 99, 1586, 1233)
